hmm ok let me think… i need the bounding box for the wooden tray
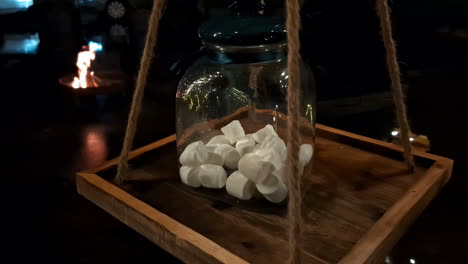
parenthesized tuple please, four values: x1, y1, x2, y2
(76, 124, 453, 264)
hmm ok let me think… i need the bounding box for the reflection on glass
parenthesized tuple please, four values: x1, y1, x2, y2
(0, 33, 40, 55)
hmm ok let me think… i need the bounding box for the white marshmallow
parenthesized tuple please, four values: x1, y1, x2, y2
(238, 153, 274, 184)
(221, 120, 245, 144)
(273, 163, 305, 186)
(205, 151, 223, 166)
(179, 166, 201, 187)
(272, 164, 287, 184)
(235, 136, 256, 155)
(263, 182, 288, 203)
(213, 144, 241, 169)
(252, 124, 278, 143)
(205, 144, 217, 152)
(260, 135, 287, 161)
(198, 164, 227, 189)
(254, 148, 283, 171)
(226, 171, 256, 200)
(206, 135, 230, 146)
(299, 144, 313, 167)
(256, 174, 279, 195)
(179, 141, 208, 166)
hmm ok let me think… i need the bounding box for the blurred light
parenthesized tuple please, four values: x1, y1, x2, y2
(410, 259, 416, 264)
(81, 127, 108, 169)
(0, 0, 33, 11)
(0, 33, 40, 54)
(384, 256, 392, 264)
(88, 41, 103, 52)
(391, 130, 399, 136)
(410, 137, 414, 142)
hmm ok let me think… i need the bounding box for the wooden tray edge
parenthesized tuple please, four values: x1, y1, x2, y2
(88, 125, 452, 177)
(316, 124, 453, 167)
(338, 159, 453, 264)
(77, 125, 454, 264)
(76, 172, 249, 264)
(87, 134, 177, 174)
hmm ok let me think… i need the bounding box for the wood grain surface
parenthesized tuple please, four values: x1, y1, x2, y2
(77, 124, 452, 264)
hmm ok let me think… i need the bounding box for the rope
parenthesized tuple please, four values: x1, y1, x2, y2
(115, 0, 166, 184)
(376, 0, 415, 171)
(286, 0, 305, 263)
(113, 2, 414, 263)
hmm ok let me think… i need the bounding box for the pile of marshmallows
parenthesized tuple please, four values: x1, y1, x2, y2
(179, 120, 313, 203)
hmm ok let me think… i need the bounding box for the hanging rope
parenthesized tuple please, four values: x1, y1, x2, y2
(113, 1, 415, 262)
(285, 0, 304, 263)
(115, 0, 166, 184)
(376, 0, 415, 171)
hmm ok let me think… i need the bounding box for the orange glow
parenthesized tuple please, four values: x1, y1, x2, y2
(72, 45, 101, 89)
(80, 127, 108, 170)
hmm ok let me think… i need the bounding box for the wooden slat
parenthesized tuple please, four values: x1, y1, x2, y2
(87, 134, 176, 174)
(338, 161, 453, 264)
(76, 172, 248, 264)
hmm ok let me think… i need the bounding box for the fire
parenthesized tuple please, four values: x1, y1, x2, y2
(72, 45, 101, 89)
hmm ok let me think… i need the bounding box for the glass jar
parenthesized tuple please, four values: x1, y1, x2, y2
(176, 16, 315, 207)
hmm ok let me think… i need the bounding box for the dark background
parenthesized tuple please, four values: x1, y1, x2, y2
(1, 0, 467, 263)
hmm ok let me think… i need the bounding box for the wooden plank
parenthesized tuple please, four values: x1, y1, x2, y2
(315, 124, 448, 169)
(76, 123, 453, 264)
(338, 161, 453, 264)
(76, 172, 248, 264)
(87, 134, 176, 174)
(121, 136, 428, 264)
(131, 180, 328, 264)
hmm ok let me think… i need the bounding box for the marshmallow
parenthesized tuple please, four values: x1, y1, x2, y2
(263, 182, 288, 203)
(256, 174, 279, 195)
(179, 166, 201, 187)
(179, 141, 208, 166)
(205, 151, 223, 166)
(213, 144, 241, 169)
(253, 188, 264, 198)
(221, 120, 245, 144)
(252, 124, 278, 143)
(198, 164, 227, 189)
(299, 144, 313, 167)
(254, 148, 282, 171)
(206, 135, 230, 146)
(205, 144, 217, 152)
(273, 163, 305, 186)
(260, 135, 287, 161)
(226, 171, 256, 200)
(272, 164, 287, 184)
(235, 136, 256, 155)
(238, 153, 274, 184)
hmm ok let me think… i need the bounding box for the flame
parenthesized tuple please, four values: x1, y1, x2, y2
(72, 45, 101, 89)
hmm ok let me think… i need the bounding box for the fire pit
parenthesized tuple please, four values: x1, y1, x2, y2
(59, 71, 129, 95)
(58, 44, 130, 104)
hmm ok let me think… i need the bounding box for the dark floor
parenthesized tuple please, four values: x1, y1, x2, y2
(1, 1, 468, 264)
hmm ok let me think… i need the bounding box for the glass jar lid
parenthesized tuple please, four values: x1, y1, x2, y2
(199, 16, 286, 47)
